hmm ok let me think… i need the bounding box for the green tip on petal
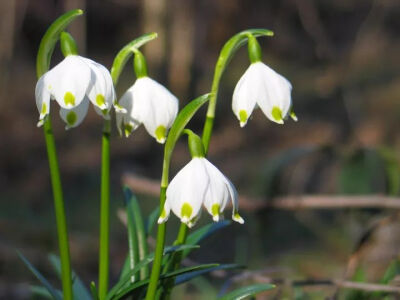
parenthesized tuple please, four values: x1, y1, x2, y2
(40, 103, 47, 116)
(157, 208, 168, 224)
(155, 125, 166, 143)
(233, 212, 244, 224)
(160, 208, 167, 219)
(239, 110, 248, 127)
(290, 110, 298, 122)
(96, 94, 106, 108)
(37, 119, 45, 127)
(64, 92, 76, 107)
(101, 109, 109, 117)
(180, 202, 193, 223)
(66, 111, 77, 128)
(124, 123, 133, 137)
(211, 203, 220, 221)
(114, 103, 127, 113)
(271, 106, 284, 124)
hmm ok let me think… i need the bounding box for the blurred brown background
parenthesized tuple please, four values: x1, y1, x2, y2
(1, 0, 400, 299)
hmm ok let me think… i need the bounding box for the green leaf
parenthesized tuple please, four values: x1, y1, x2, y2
(175, 263, 242, 285)
(113, 263, 219, 300)
(90, 282, 99, 300)
(119, 187, 149, 282)
(218, 283, 275, 300)
(36, 9, 83, 77)
(123, 186, 148, 280)
(48, 254, 92, 300)
(368, 259, 400, 299)
(339, 148, 386, 194)
(162, 93, 210, 186)
(183, 220, 230, 258)
(381, 259, 400, 284)
(17, 251, 62, 300)
(110, 32, 158, 85)
(122, 187, 140, 282)
(106, 244, 199, 300)
(343, 267, 368, 300)
(378, 147, 400, 195)
(145, 207, 160, 235)
(30, 285, 62, 299)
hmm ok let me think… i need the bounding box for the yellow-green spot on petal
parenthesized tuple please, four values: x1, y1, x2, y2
(64, 92, 75, 106)
(155, 125, 166, 143)
(239, 110, 248, 127)
(41, 103, 47, 115)
(96, 94, 106, 107)
(66, 111, 77, 126)
(124, 123, 133, 137)
(211, 203, 220, 217)
(271, 106, 283, 123)
(181, 202, 193, 220)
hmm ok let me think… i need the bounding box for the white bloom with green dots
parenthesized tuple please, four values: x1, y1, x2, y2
(232, 61, 294, 126)
(158, 157, 244, 227)
(35, 55, 115, 129)
(116, 77, 179, 143)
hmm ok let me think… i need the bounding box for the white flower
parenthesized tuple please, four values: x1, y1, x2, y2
(35, 55, 116, 129)
(116, 77, 179, 143)
(232, 61, 294, 127)
(158, 157, 244, 227)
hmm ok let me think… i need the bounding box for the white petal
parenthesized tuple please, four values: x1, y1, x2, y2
(80, 57, 115, 110)
(166, 158, 208, 224)
(202, 159, 243, 224)
(47, 55, 92, 109)
(202, 159, 230, 221)
(133, 77, 179, 143)
(35, 73, 51, 124)
(59, 97, 90, 129)
(116, 86, 141, 137)
(253, 62, 292, 124)
(232, 64, 259, 127)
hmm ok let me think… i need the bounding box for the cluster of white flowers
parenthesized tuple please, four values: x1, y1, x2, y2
(35, 34, 294, 227)
(35, 55, 116, 129)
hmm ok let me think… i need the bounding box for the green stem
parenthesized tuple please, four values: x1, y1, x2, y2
(98, 119, 111, 300)
(145, 186, 167, 300)
(202, 92, 218, 154)
(145, 94, 210, 300)
(172, 223, 188, 266)
(159, 223, 188, 300)
(201, 29, 274, 154)
(43, 118, 73, 300)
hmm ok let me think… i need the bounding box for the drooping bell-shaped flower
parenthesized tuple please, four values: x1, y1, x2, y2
(116, 51, 178, 143)
(158, 131, 244, 227)
(232, 35, 296, 127)
(35, 32, 115, 129)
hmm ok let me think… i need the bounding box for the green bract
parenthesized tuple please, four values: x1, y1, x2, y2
(110, 32, 158, 85)
(36, 9, 83, 78)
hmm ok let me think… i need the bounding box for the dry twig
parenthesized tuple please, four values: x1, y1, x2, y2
(122, 172, 400, 211)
